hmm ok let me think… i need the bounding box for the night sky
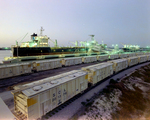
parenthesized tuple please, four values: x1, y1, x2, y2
(0, 0, 150, 47)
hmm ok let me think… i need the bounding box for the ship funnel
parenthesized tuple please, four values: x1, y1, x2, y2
(31, 33, 37, 40)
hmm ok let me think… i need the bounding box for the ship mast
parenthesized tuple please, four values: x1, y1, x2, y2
(40, 27, 44, 36)
(40, 27, 44, 47)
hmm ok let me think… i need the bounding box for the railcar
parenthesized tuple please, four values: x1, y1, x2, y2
(0, 52, 150, 80)
(12, 70, 88, 120)
(119, 53, 128, 58)
(81, 62, 113, 85)
(109, 54, 119, 60)
(127, 56, 139, 67)
(62, 57, 82, 66)
(108, 59, 128, 73)
(96, 55, 109, 61)
(32, 59, 62, 72)
(82, 56, 97, 63)
(138, 55, 148, 63)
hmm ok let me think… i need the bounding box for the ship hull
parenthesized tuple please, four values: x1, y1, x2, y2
(12, 47, 91, 57)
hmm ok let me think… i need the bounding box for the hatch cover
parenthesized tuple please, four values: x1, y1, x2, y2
(32, 86, 42, 91)
(51, 80, 58, 84)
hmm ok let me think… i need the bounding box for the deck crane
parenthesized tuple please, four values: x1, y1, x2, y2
(49, 39, 58, 47)
(16, 33, 28, 46)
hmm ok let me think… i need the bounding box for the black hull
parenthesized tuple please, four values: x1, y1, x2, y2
(13, 47, 90, 57)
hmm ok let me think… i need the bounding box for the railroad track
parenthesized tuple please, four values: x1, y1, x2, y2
(0, 61, 103, 92)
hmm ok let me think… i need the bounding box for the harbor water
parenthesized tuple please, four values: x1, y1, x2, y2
(0, 50, 12, 63)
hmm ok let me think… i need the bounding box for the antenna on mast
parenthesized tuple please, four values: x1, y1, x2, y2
(40, 27, 44, 36)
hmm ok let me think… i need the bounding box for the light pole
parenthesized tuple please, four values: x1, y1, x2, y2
(85, 41, 89, 56)
(85, 41, 87, 55)
(16, 41, 18, 63)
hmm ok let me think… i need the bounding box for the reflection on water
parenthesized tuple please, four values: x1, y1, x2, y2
(0, 50, 12, 63)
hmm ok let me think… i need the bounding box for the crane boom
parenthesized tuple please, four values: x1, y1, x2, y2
(20, 33, 28, 43)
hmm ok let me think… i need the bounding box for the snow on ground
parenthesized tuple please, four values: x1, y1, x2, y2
(78, 70, 150, 120)
(124, 82, 135, 91)
(124, 77, 150, 92)
(78, 89, 122, 120)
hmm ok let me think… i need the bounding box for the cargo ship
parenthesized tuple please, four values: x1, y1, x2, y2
(11, 27, 107, 57)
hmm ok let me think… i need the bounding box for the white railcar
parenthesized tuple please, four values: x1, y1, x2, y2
(12, 64, 23, 76)
(32, 61, 44, 71)
(147, 54, 150, 61)
(144, 52, 150, 55)
(0, 62, 32, 79)
(62, 58, 74, 66)
(12, 70, 88, 120)
(109, 54, 119, 60)
(52, 59, 62, 68)
(119, 53, 128, 58)
(0, 65, 7, 79)
(14, 70, 88, 90)
(128, 53, 136, 57)
(19, 62, 32, 74)
(97, 55, 109, 61)
(127, 56, 139, 67)
(74, 57, 82, 65)
(90, 56, 97, 62)
(4, 65, 13, 78)
(32, 59, 62, 71)
(62, 57, 82, 66)
(108, 59, 128, 73)
(81, 62, 113, 85)
(136, 52, 144, 56)
(82, 56, 97, 63)
(138, 55, 147, 63)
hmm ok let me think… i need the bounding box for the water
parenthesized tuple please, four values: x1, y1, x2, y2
(0, 50, 12, 63)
